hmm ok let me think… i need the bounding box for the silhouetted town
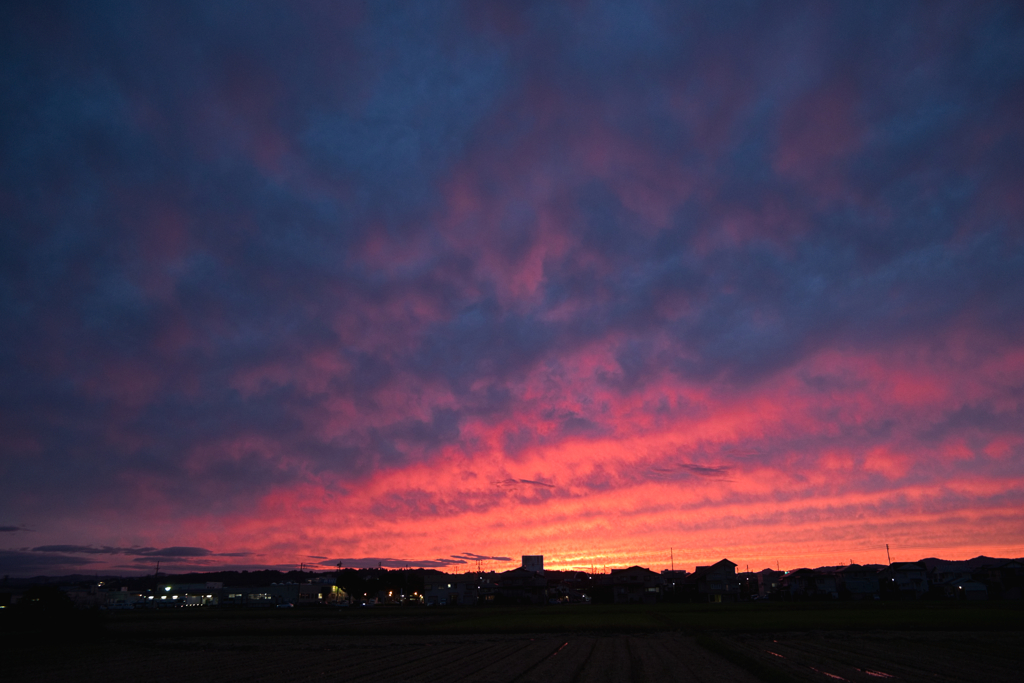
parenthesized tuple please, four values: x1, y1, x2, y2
(3, 553, 1022, 611)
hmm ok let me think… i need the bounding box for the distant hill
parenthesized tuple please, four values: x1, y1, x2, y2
(2, 573, 126, 587)
(916, 556, 1022, 572)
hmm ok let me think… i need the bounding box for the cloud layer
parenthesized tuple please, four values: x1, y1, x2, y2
(2, 1, 1023, 575)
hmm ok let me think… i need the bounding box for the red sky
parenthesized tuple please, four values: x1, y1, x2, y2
(2, 1, 1023, 576)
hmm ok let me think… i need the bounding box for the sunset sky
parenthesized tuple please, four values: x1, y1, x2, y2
(2, 1, 1023, 577)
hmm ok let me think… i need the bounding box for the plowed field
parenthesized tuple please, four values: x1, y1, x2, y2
(3, 605, 1021, 682)
(2, 632, 764, 682)
(718, 631, 1024, 683)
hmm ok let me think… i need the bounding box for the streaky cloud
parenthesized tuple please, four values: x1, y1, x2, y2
(494, 478, 556, 489)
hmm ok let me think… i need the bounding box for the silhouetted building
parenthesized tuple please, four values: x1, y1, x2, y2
(265, 582, 331, 606)
(880, 562, 930, 599)
(977, 560, 1023, 600)
(754, 568, 784, 599)
(423, 571, 484, 606)
(935, 576, 988, 600)
(522, 555, 544, 573)
(781, 568, 838, 600)
(836, 564, 881, 600)
(660, 569, 689, 601)
(609, 566, 664, 604)
(496, 567, 548, 604)
(688, 559, 739, 602)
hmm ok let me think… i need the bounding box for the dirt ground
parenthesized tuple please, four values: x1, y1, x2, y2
(4, 605, 1023, 682)
(722, 630, 1024, 683)
(4, 629, 1023, 683)
(2, 632, 764, 683)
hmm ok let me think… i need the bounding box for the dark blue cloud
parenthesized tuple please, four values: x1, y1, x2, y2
(0, 550, 100, 575)
(1, 0, 1022, 540)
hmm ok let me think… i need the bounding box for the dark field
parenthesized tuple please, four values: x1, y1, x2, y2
(3, 603, 1022, 682)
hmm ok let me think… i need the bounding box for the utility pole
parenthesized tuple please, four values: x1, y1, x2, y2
(670, 547, 674, 572)
(886, 544, 892, 566)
